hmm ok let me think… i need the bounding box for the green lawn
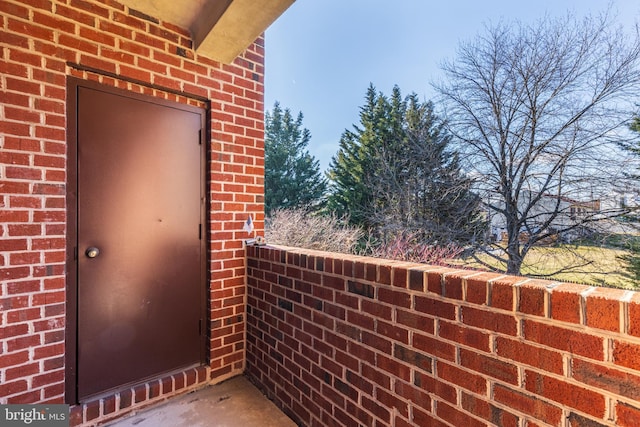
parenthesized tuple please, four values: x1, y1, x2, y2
(452, 245, 638, 290)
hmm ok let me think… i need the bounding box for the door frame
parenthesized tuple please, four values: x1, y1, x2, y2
(65, 77, 209, 404)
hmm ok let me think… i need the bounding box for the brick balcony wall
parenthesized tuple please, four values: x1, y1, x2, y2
(1, 0, 264, 425)
(246, 245, 640, 427)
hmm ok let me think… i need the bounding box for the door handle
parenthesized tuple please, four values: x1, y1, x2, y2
(85, 247, 100, 258)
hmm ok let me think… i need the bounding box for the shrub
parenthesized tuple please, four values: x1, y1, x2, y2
(265, 208, 362, 254)
(370, 232, 463, 265)
(265, 209, 462, 265)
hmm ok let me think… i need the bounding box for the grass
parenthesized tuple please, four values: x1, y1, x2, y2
(451, 244, 638, 290)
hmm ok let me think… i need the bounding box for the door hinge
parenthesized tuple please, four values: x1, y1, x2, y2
(199, 223, 202, 240)
(198, 129, 203, 145)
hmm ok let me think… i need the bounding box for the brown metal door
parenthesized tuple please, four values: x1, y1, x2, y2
(74, 83, 206, 400)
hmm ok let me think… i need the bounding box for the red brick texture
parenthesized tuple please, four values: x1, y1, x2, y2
(246, 246, 640, 427)
(1, 0, 263, 424)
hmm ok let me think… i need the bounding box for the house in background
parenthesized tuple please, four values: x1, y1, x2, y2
(488, 190, 603, 244)
(1, 0, 292, 424)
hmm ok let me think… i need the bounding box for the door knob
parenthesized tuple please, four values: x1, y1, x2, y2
(85, 247, 100, 258)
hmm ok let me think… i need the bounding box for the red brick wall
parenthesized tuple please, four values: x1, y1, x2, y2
(1, 0, 264, 424)
(246, 245, 640, 427)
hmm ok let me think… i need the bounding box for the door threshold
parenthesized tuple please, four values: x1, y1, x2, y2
(71, 365, 211, 426)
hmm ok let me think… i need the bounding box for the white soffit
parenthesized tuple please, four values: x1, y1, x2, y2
(119, 0, 296, 63)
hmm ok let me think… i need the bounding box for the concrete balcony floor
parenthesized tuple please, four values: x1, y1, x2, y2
(105, 376, 295, 427)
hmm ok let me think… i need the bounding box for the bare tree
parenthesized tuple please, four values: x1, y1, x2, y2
(435, 11, 640, 275)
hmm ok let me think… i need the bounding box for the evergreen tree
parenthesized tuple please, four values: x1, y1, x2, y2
(264, 102, 327, 216)
(327, 84, 486, 246)
(326, 85, 398, 227)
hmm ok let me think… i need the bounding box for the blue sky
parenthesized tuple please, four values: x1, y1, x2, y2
(264, 0, 640, 172)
